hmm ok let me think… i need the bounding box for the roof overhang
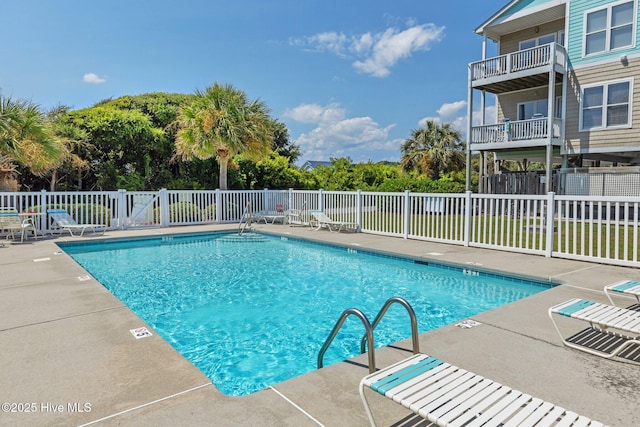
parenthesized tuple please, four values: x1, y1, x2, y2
(475, 0, 566, 42)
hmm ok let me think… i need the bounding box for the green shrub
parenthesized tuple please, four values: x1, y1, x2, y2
(201, 204, 216, 221)
(153, 202, 201, 223)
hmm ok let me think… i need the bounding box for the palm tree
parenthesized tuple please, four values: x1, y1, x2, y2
(0, 95, 64, 190)
(174, 83, 274, 190)
(400, 120, 465, 180)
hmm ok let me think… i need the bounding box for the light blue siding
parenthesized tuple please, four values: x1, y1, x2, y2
(568, 0, 639, 66)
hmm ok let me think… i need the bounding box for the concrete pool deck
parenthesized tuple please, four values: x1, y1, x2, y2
(1, 223, 639, 426)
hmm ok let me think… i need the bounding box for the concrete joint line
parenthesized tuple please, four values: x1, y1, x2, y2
(0, 306, 126, 332)
(78, 383, 212, 426)
(549, 265, 598, 278)
(269, 386, 325, 426)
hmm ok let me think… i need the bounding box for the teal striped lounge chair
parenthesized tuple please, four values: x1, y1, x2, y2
(604, 280, 640, 307)
(549, 298, 640, 361)
(360, 353, 606, 426)
(47, 209, 106, 237)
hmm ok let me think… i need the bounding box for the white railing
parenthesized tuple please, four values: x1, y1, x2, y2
(1, 189, 639, 268)
(470, 43, 566, 81)
(360, 191, 406, 237)
(471, 118, 562, 144)
(555, 197, 640, 267)
(470, 194, 550, 255)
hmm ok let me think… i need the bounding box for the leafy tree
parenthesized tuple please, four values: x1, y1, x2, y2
(41, 106, 91, 191)
(309, 157, 354, 190)
(400, 120, 465, 180)
(66, 105, 164, 190)
(254, 154, 305, 189)
(95, 93, 201, 190)
(271, 120, 300, 164)
(102, 93, 194, 128)
(351, 161, 399, 190)
(174, 83, 274, 190)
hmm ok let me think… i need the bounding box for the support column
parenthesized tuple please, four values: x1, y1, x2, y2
(545, 67, 557, 193)
(466, 66, 474, 192)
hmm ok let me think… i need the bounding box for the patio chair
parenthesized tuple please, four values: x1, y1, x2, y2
(284, 202, 308, 226)
(549, 298, 640, 361)
(0, 209, 37, 242)
(248, 203, 289, 225)
(360, 353, 606, 427)
(604, 280, 640, 307)
(308, 209, 358, 232)
(47, 209, 106, 237)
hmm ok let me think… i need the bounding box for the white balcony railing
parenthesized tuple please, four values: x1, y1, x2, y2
(471, 117, 562, 144)
(470, 43, 566, 82)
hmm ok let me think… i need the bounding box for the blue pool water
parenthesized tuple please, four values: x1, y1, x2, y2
(59, 232, 551, 396)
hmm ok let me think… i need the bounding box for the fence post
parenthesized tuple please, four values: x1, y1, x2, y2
(403, 190, 411, 239)
(464, 191, 472, 247)
(215, 189, 222, 223)
(40, 189, 48, 234)
(263, 188, 269, 211)
(545, 192, 555, 257)
(288, 188, 293, 212)
(318, 189, 324, 212)
(356, 189, 363, 231)
(159, 188, 170, 228)
(117, 189, 127, 229)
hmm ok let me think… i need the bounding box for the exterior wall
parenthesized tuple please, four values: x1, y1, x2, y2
(564, 57, 640, 154)
(497, 84, 563, 122)
(568, 0, 640, 67)
(499, 19, 565, 55)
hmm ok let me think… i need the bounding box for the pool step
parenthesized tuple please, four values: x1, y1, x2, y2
(217, 233, 269, 243)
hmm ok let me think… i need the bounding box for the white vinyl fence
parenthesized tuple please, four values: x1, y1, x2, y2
(1, 189, 639, 268)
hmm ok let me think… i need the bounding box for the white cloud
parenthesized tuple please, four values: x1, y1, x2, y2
(284, 103, 400, 162)
(437, 101, 467, 122)
(290, 22, 444, 77)
(418, 101, 497, 141)
(83, 73, 106, 84)
(283, 103, 346, 124)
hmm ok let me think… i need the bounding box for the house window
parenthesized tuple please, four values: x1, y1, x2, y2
(517, 97, 562, 120)
(519, 34, 556, 50)
(584, 0, 635, 56)
(580, 79, 632, 130)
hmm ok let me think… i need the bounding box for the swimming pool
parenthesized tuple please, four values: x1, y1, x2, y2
(59, 232, 552, 396)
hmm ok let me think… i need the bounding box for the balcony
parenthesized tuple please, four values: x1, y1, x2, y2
(470, 117, 562, 151)
(470, 43, 566, 94)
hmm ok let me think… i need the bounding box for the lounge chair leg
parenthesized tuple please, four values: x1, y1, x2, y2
(359, 384, 378, 427)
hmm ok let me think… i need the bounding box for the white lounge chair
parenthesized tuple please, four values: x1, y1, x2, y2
(360, 353, 606, 427)
(604, 280, 640, 307)
(284, 202, 308, 226)
(549, 298, 640, 361)
(47, 209, 106, 237)
(0, 209, 37, 242)
(308, 209, 358, 232)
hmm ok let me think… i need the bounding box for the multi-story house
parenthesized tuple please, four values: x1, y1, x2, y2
(467, 0, 640, 195)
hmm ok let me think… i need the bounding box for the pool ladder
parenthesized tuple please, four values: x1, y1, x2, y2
(238, 203, 253, 235)
(317, 297, 420, 374)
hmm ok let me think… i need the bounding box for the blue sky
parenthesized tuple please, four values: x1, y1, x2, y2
(1, 0, 506, 164)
